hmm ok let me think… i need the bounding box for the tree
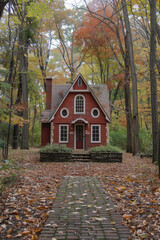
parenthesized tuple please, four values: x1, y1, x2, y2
(121, 0, 139, 155)
(76, 0, 133, 152)
(149, 0, 158, 163)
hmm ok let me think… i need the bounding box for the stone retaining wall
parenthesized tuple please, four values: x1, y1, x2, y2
(90, 152, 122, 162)
(40, 152, 72, 162)
(40, 152, 123, 162)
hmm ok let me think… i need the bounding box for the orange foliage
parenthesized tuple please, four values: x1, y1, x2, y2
(74, 1, 123, 61)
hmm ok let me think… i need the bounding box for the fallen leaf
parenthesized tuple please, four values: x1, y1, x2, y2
(15, 215, 21, 220)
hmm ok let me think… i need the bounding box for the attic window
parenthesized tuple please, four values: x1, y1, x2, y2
(74, 95, 85, 114)
(78, 78, 82, 86)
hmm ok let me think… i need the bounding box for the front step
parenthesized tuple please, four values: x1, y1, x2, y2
(71, 153, 91, 162)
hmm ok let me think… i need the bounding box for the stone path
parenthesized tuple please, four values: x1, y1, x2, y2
(39, 176, 131, 240)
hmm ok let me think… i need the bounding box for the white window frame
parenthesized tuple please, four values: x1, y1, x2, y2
(59, 125, 69, 143)
(74, 94, 85, 114)
(91, 125, 101, 143)
(60, 108, 69, 118)
(91, 108, 100, 118)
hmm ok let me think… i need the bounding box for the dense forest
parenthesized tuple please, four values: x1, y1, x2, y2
(0, 0, 160, 165)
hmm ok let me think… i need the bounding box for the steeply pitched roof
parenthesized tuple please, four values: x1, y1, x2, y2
(40, 74, 111, 123)
(90, 85, 110, 120)
(52, 85, 70, 114)
(40, 110, 51, 123)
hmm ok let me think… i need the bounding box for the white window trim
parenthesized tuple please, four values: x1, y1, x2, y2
(91, 108, 100, 118)
(59, 125, 69, 143)
(74, 94, 85, 114)
(91, 125, 101, 143)
(60, 108, 69, 118)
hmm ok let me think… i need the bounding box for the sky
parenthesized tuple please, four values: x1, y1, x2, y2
(65, 0, 86, 9)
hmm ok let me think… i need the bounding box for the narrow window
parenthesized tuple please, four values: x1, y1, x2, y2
(78, 78, 82, 86)
(91, 125, 101, 143)
(75, 95, 85, 114)
(59, 125, 68, 143)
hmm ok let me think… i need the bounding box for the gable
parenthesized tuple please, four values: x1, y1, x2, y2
(40, 73, 111, 123)
(73, 75, 87, 90)
(54, 91, 107, 122)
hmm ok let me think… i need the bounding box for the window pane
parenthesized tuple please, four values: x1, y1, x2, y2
(92, 126, 100, 142)
(62, 109, 67, 116)
(76, 96, 84, 113)
(78, 79, 82, 86)
(93, 109, 98, 116)
(60, 126, 68, 142)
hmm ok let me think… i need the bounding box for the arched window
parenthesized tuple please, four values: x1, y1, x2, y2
(74, 95, 85, 114)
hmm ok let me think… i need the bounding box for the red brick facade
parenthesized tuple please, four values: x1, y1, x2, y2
(41, 123, 50, 147)
(41, 74, 110, 150)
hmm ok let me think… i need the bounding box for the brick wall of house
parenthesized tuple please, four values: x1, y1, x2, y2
(52, 92, 108, 150)
(41, 123, 50, 146)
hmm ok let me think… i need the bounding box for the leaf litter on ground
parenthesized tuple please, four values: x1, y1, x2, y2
(0, 149, 159, 239)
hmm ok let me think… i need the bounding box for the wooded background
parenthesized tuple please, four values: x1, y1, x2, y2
(0, 0, 159, 167)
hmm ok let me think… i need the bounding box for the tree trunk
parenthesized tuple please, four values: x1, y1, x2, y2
(158, 121, 160, 179)
(12, 124, 19, 149)
(121, 0, 139, 155)
(31, 102, 37, 146)
(12, 74, 22, 149)
(19, 25, 29, 149)
(149, 0, 158, 163)
(124, 45, 132, 153)
(0, 0, 9, 19)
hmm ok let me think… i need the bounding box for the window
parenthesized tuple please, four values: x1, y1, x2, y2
(78, 78, 82, 86)
(91, 125, 101, 143)
(74, 95, 85, 114)
(59, 125, 68, 143)
(91, 108, 100, 118)
(60, 108, 69, 118)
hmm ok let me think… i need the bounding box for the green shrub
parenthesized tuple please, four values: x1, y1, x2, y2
(89, 145, 123, 153)
(39, 144, 73, 153)
(29, 121, 41, 147)
(110, 126, 127, 150)
(139, 128, 152, 154)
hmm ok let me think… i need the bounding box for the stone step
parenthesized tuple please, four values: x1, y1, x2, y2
(71, 153, 91, 162)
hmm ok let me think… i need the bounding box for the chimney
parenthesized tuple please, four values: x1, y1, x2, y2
(46, 78, 52, 110)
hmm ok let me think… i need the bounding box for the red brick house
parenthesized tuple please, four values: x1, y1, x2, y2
(40, 74, 111, 150)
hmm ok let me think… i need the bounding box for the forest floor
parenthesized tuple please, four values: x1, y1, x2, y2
(0, 148, 160, 240)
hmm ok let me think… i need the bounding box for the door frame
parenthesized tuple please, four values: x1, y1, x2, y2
(74, 124, 85, 150)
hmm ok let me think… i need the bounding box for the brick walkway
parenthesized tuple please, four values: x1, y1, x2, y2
(39, 176, 131, 240)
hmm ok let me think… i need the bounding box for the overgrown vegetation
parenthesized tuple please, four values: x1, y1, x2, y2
(0, 173, 18, 194)
(89, 145, 123, 153)
(110, 125, 153, 154)
(39, 144, 73, 153)
(0, 159, 20, 194)
(110, 126, 127, 150)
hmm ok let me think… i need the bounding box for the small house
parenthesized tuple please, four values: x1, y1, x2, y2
(40, 74, 111, 150)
